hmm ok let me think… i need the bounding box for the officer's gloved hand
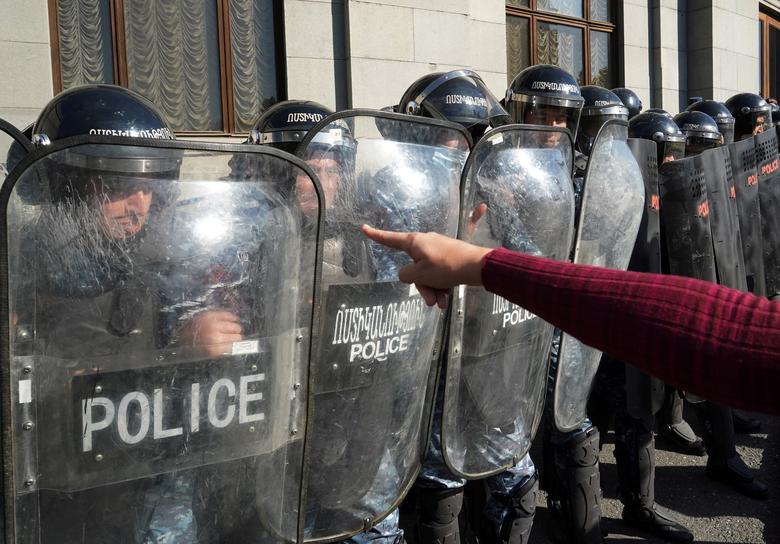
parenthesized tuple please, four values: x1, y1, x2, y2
(176, 310, 243, 358)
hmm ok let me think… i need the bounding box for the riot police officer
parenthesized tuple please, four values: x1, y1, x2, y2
(686, 99, 736, 144)
(577, 86, 629, 156)
(399, 69, 534, 544)
(625, 112, 706, 460)
(507, 65, 608, 544)
(250, 99, 408, 544)
(673, 110, 722, 156)
(19, 84, 197, 543)
(611, 87, 643, 120)
(725, 93, 772, 140)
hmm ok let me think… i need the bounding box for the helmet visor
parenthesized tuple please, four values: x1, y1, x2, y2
(660, 141, 686, 164)
(510, 102, 581, 139)
(685, 136, 720, 156)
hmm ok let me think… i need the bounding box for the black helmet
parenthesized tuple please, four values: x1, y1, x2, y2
(248, 100, 334, 154)
(31, 84, 179, 203)
(686, 99, 735, 144)
(673, 111, 721, 156)
(33, 84, 174, 145)
(772, 102, 780, 127)
(644, 108, 673, 118)
(506, 64, 583, 137)
(399, 70, 510, 141)
(725, 93, 771, 140)
(611, 87, 643, 119)
(576, 86, 628, 155)
(628, 112, 686, 165)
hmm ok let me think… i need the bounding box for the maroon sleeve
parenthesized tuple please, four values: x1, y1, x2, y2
(482, 247, 780, 415)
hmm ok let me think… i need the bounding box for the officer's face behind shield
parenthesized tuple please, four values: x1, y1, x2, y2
(523, 105, 568, 146)
(753, 113, 769, 135)
(297, 150, 341, 213)
(61, 172, 157, 240)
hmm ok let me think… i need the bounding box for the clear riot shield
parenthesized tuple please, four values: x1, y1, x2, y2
(1, 136, 321, 543)
(442, 125, 574, 478)
(658, 154, 718, 283)
(0, 118, 32, 184)
(754, 129, 780, 296)
(624, 138, 665, 423)
(296, 110, 469, 541)
(700, 146, 748, 291)
(554, 120, 645, 432)
(727, 137, 766, 295)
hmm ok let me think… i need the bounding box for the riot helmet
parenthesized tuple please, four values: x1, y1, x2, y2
(686, 99, 735, 144)
(249, 100, 334, 154)
(725, 93, 771, 140)
(32, 84, 179, 213)
(644, 108, 673, 118)
(611, 87, 643, 119)
(673, 111, 721, 156)
(399, 69, 510, 141)
(30, 84, 179, 301)
(628, 112, 686, 165)
(772, 102, 780, 127)
(506, 64, 584, 138)
(576, 86, 628, 155)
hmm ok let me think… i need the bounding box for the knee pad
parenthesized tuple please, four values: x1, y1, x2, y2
(419, 487, 462, 544)
(499, 472, 538, 544)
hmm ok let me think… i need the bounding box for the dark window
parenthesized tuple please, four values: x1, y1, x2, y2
(505, 0, 616, 87)
(49, 0, 286, 135)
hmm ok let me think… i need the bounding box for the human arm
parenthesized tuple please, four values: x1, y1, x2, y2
(361, 226, 780, 415)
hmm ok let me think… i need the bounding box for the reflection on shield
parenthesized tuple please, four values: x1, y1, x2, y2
(296, 110, 469, 541)
(754, 129, 780, 296)
(727, 136, 766, 295)
(442, 125, 574, 478)
(2, 137, 320, 543)
(554, 120, 645, 432)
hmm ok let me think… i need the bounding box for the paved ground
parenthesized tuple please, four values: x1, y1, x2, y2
(528, 411, 780, 544)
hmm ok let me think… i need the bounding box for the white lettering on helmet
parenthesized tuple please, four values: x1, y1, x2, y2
(530, 81, 579, 94)
(444, 95, 489, 108)
(287, 112, 324, 123)
(88, 127, 173, 139)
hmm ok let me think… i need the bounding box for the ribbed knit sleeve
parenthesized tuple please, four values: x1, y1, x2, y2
(482, 247, 780, 415)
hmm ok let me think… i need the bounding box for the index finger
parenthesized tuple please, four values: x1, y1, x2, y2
(361, 225, 414, 253)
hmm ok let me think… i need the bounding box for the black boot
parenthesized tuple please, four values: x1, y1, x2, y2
(700, 404, 769, 500)
(659, 389, 705, 456)
(615, 419, 693, 542)
(706, 455, 769, 500)
(419, 487, 463, 544)
(497, 473, 538, 544)
(546, 426, 604, 544)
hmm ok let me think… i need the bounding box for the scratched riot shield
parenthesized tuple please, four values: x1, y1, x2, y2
(2, 137, 321, 543)
(296, 110, 469, 541)
(699, 146, 747, 291)
(440, 125, 574, 477)
(754, 129, 780, 296)
(727, 136, 766, 295)
(658, 154, 718, 283)
(554, 120, 645, 432)
(0, 117, 32, 185)
(623, 138, 665, 423)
